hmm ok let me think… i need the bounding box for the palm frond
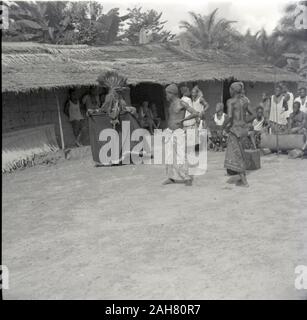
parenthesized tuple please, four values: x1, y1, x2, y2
(206, 8, 219, 32)
(188, 11, 201, 25)
(179, 20, 193, 30)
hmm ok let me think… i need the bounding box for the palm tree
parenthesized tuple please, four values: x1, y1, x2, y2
(248, 3, 307, 70)
(252, 29, 292, 66)
(179, 8, 241, 50)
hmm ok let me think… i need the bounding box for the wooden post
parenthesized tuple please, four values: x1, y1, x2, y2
(221, 79, 224, 103)
(55, 92, 65, 150)
(274, 67, 280, 156)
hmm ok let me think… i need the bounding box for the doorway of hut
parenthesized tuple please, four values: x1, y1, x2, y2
(129, 82, 167, 129)
(222, 77, 238, 112)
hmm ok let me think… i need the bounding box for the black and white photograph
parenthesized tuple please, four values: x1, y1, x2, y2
(1, 0, 307, 301)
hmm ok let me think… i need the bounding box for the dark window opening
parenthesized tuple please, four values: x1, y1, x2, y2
(129, 83, 166, 120)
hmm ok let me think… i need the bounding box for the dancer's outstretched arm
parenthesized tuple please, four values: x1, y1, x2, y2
(178, 100, 200, 124)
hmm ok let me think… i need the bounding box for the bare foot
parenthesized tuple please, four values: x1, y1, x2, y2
(239, 174, 249, 187)
(162, 178, 175, 185)
(75, 141, 83, 147)
(64, 149, 71, 160)
(184, 179, 193, 186)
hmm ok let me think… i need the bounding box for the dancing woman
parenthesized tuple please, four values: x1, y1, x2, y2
(223, 82, 255, 187)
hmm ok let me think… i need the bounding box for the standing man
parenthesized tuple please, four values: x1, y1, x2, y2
(180, 86, 193, 127)
(223, 82, 255, 187)
(294, 87, 307, 114)
(163, 84, 199, 186)
(191, 86, 210, 129)
(269, 84, 289, 134)
(180, 86, 197, 148)
(280, 82, 294, 119)
(64, 88, 86, 147)
(261, 92, 271, 120)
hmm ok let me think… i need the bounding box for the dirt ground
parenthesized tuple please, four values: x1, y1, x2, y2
(2, 151, 307, 300)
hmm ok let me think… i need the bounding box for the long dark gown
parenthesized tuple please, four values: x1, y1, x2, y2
(88, 111, 146, 165)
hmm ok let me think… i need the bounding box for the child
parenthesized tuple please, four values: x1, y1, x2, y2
(210, 102, 228, 151)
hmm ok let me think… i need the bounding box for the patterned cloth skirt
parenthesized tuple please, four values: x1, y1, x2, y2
(224, 129, 248, 174)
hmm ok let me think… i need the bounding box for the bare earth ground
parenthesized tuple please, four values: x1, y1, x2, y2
(2, 151, 307, 300)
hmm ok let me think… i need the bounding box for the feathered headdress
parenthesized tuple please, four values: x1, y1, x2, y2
(97, 71, 128, 126)
(97, 71, 128, 92)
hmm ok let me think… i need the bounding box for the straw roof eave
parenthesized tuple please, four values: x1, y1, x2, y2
(2, 42, 302, 94)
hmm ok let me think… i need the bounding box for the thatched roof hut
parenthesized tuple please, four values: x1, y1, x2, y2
(2, 41, 301, 93)
(2, 41, 302, 155)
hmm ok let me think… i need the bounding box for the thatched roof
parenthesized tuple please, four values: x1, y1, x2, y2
(2, 42, 301, 93)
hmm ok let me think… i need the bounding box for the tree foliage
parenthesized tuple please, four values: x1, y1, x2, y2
(123, 7, 175, 44)
(179, 9, 242, 50)
(3, 1, 128, 45)
(242, 2, 307, 71)
(2, 0, 306, 78)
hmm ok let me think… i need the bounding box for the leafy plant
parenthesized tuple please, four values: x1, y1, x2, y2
(123, 7, 174, 44)
(3, 1, 128, 45)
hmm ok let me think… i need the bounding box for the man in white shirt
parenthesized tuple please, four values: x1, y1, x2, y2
(280, 82, 294, 119)
(180, 86, 197, 148)
(191, 86, 209, 129)
(180, 86, 194, 127)
(294, 87, 307, 114)
(269, 84, 289, 133)
(64, 89, 86, 147)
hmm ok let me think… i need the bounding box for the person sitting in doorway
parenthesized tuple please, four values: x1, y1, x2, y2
(209, 102, 228, 151)
(294, 87, 307, 114)
(82, 86, 101, 114)
(150, 102, 161, 128)
(288, 101, 307, 152)
(138, 101, 157, 134)
(248, 105, 268, 149)
(288, 101, 306, 134)
(64, 88, 86, 147)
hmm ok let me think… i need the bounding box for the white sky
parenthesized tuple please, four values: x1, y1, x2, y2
(100, 0, 295, 35)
